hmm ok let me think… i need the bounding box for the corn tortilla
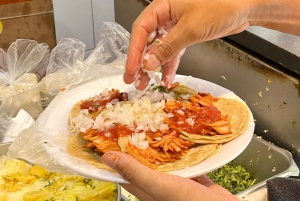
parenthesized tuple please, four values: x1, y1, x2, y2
(118, 136, 221, 172)
(69, 101, 82, 130)
(67, 133, 113, 171)
(180, 98, 250, 144)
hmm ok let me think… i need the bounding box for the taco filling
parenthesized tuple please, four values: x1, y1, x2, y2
(68, 82, 250, 171)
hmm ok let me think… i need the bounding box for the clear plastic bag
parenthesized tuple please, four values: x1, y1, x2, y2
(39, 22, 130, 108)
(85, 22, 129, 67)
(0, 39, 48, 141)
(0, 48, 8, 71)
(38, 38, 89, 108)
(7, 23, 130, 181)
(0, 47, 50, 81)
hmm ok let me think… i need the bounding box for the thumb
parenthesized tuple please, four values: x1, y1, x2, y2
(102, 151, 177, 201)
(101, 151, 160, 184)
(143, 16, 196, 71)
(101, 151, 218, 201)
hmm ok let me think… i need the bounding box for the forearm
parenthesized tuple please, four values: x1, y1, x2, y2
(248, 0, 300, 35)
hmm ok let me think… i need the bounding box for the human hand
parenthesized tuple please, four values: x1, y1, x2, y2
(102, 151, 239, 201)
(124, 0, 253, 90)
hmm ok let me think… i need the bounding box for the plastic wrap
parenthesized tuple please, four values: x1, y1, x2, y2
(6, 23, 255, 184)
(6, 22, 131, 180)
(38, 38, 89, 107)
(0, 48, 8, 71)
(0, 39, 48, 141)
(0, 47, 50, 81)
(39, 22, 130, 107)
(84, 22, 129, 68)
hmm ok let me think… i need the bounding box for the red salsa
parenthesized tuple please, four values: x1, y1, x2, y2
(80, 91, 128, 112)
(166, 105, 222, 134)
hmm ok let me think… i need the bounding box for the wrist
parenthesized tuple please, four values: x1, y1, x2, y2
(246, 0, 300, 35)
(247, 0, 300, 25)
(246, 0, 272, 26)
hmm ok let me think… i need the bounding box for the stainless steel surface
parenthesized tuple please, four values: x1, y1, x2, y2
(246, 26, 300, 58)
(0, 143, 122, 201)
(114, 0, 300, 175)
(235, 136, 299, 197)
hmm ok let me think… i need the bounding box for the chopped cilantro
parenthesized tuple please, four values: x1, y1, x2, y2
(76, 196, 80, 201)
(292, 121, 297, 127)
(153, 85, 169, 93)
(44, 181, 53, 187)
(92, 105, 99, 109)
(63, 185, 69, 190)
(153, 39, 161, 44)
(207, 162, 256, 194)
(83, 178, 91, 185)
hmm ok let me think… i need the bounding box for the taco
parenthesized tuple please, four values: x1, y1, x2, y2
(167, 85, 251, 144)
(179, 98, 250, 144)
(67, 83, 250, 171)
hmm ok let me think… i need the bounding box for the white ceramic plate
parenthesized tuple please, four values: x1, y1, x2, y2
(17, 73, 255, 183)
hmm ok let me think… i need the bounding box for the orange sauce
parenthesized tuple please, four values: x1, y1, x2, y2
(167, 105, 222, 134)
(112, 155, 118, 161)
(89, 125, 133, 142)
(80, 92, 128, 112)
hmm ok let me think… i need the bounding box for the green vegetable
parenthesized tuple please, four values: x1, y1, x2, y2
(92, 105, 99, 109)
(153, 39, 161, 44)
(83, 178, 92, 185)
(44, 181, 53, 187)
(63, 185, 69, 190)
(207, 162, 256, 194)
(153, 85, 169, 93)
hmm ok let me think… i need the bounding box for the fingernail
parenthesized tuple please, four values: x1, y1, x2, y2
(145, 54, 160, 70)
(165, 75, 173, 88)
(101, 153, 119, 169)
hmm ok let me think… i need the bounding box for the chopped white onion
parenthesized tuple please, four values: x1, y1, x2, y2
(158, 28, 168, 36)
(102, 88, 108, 96)
(181, 94, 191, 100)
(147, 70, 156, 78)
(177, 109, 184, 115)
(165, 113, 174, 118)
(128, 132, 149, 150)
(110, 99, 119, 104)
(185, 118, 195, 126)
(144, 53, 150, 60)
(72, 109, 94, 132)
(178, 121, 184, 125)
